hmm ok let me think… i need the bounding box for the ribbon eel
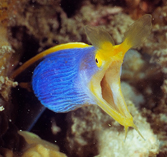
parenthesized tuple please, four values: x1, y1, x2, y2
(11, 14, 152, 139)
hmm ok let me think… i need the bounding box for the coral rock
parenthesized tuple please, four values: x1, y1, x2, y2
(18, 131, 67, 157)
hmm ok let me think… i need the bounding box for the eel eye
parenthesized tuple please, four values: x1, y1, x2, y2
(95, 53, 102, 67)
(95, 58, 98, 63)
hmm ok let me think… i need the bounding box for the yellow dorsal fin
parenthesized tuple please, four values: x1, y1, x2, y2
(85, 25, 115, 51)
(10, 42, 89, 79)
(121, 14, 152, 53)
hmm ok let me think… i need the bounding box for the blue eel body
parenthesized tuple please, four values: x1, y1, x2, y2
(32, 46, 98, 112)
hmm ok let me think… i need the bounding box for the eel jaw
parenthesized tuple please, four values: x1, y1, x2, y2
(89, 60, 144, 140)
(89, 60, 134, 126)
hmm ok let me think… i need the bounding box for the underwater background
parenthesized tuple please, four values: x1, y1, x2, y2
(0, 0, 166, 156)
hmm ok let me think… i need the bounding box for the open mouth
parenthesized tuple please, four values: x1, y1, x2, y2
(89, 56, 136, 130)
(98, 61, 127, 117)
(89, 60, 144, 139)
(101, 75, 119, 113)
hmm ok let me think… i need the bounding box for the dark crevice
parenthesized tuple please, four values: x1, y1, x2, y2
(11, 26, 40, 64)
(61, 0, 83, 17)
